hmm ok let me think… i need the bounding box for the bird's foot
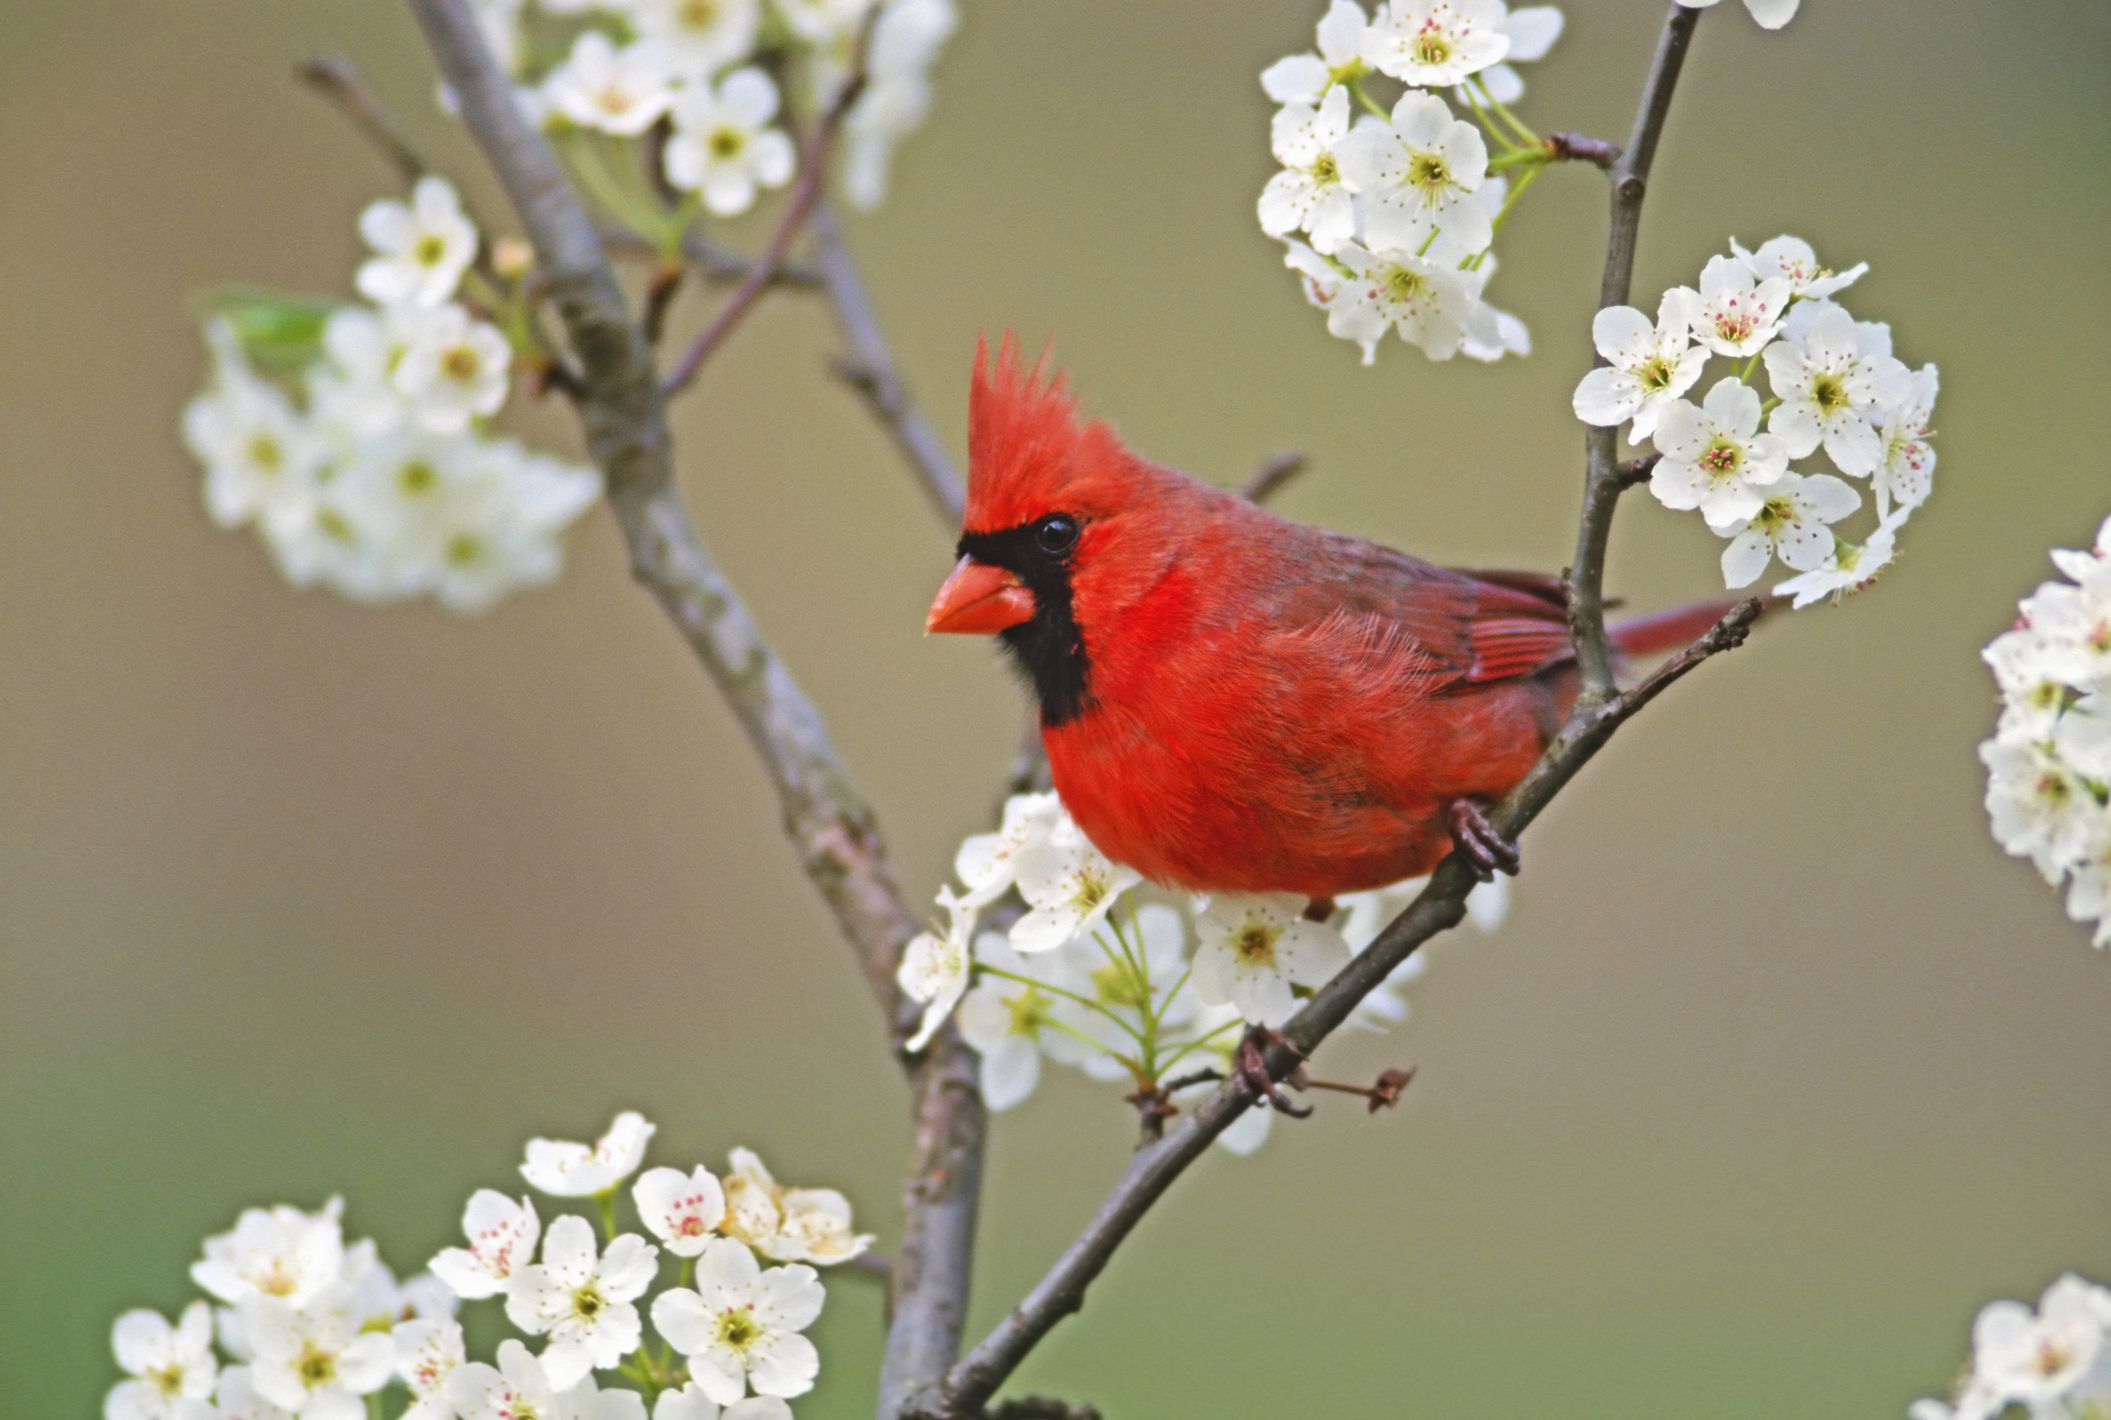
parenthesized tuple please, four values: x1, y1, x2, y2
(1448, 798, 1520, 882)
(1234, 1025, 1312, 1118)
(1301, 896, 1337, 923)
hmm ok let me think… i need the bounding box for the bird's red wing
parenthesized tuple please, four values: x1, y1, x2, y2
(1275, 534, 1575, 689)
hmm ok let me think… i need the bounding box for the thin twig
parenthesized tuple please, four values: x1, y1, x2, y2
(1545, 130, 1621, 169)
(906, 10, 1713, 1416)
(601, 224, 825, 288)
(298, 56, 427, 185)
(661, 20, 879, 396)
(1568, 2, 1702, 702)
(299, 51, 583, 396)
(1240, 450, 1307, 505)
(814, 200, 968, 525)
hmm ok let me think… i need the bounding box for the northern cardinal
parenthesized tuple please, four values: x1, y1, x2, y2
(927, 337, 1741, 897)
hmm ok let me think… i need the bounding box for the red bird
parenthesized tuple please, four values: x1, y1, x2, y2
(926, 338, 1738, 896)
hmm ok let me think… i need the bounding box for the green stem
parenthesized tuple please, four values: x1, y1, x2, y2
(597, 1192, 619, 1241)
(1348, 77, 1390, 122)
(1472, 74, 1541, 147)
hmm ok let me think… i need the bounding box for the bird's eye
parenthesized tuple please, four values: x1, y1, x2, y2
(1035, 514, 1079, 555)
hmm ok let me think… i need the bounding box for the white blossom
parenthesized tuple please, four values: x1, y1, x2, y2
(1009, 820, 1143, 953)
(244, 1284, 394, 1420)
(1261, 0, 1371, 104)
(430, 1190, 542, 1299)
(1327, 240, 1477, 364)
(1972, 1275, 2111, 1408)
(210, 1367, 296, 1420)
(1873, 362, 1939, 519)
(898, 885, 976, 1050)
(182, 343, 329, 534)
(107, 1302, 218, 1420)
(521, 1111, 657, 1197)
(1980, 735, 2097, 883)
(631, 0, 761, 77)
(1731, 234, 1866, 301)
(355, 177, 477, 311)
(1774, 512, 1904, 608)
(1570, 291, 1707, 440)
(954, 791, 1062, 908)
(1710, 471, 1860, 589)
(633, 1165, 729, 1258)
(1362, 0, 1510, 89)
(651, 1238, 825, 1405)
(664, 69, 795, 218)
(1678, 253, 1790, 358)
(1334, 90, 1490, 255)
(839, 0, 959, 209)
(1191, 893, 1351, 1027)
(1762, 303, 1910, 477)
(544, 32, 677, 137)
(1258, 86, 1357, 256)
(718, 1148, 873, 1266)
(391, 303, 512, 435)
(956, 932, 1097, 1109)
(504, 1215, 659, 1390)
(392, 1319, 465, 1420)
(192, 1200, 347, 1311)
(1649, 378, 1790, 527)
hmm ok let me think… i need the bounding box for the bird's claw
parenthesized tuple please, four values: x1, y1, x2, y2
(1234, 1026, 1313, 1118)
(1448, 798, 1520, 882)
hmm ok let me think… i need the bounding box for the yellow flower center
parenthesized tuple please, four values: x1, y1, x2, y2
(709, 126, 746, 160)
(415, 233, 447, 267)
(1408, 151, 1451, 193)
(1412, 32, 1453, 68)
(398, 459, 438, 495)
(1811, 372, 1850, 413)
(1699, 437, 1743, 477)
(1384, 265, 1428, 304)
(446, 533, 484, 568)
(1234, 923, 1278, 968)
(718, 1306, 762, 1351)
(247, 434, 284, 474)
(296, 1344, 337, 1389)
(571, 1282, 607, 1321)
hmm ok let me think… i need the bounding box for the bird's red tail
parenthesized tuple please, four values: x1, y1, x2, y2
(1608, 596, 1763, 658)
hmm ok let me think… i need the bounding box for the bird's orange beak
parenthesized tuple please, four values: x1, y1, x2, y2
(926, 556, 1035, 635)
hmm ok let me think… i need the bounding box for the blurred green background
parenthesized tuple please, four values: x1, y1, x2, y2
(4, 2, 2109, 1415)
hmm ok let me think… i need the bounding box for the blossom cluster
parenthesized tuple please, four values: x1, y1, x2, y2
(1259, 0, 1561, 365)
(1980, 515, 2111, 948)
(105, 1111, 868, 1420)
(474, 0, 957, 220)
(181, 178, 600, 612)
(897, 792, 1508, 1153)
(1259, 0, 1804, 365)
(1573, 234, 1939, 605)
(1910, 1273, 2111, 1420)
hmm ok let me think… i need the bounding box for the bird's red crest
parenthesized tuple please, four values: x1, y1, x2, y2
(966, 333, 1132, 533)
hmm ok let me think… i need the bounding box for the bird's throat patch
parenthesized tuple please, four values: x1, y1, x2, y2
(957, 523, 1093, 727)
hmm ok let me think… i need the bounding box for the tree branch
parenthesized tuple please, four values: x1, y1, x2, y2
(813, 201, 969, 526)
(1239, 450, 1307, 505)
(1567, 1, 1702, 701)
(905, 9, 1713, 1415)
(661, 22, 878, 396)
(299, 56, 428, 186)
